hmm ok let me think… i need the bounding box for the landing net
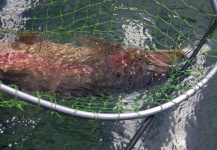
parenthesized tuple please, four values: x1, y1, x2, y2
(0, 0, 217, 120)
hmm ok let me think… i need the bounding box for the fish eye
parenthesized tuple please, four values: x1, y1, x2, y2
(146, 60, 153, 65)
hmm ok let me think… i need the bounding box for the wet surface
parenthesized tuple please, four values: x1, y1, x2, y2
(0, 33, 184, 96)
(0, 0, 217, 150)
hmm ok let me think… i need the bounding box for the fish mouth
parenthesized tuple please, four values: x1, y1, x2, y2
(145, 50, 185, 68)
(143, 50, 185, 73)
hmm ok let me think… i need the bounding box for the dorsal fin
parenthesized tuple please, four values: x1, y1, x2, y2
(15, 31, 42, 45)
(11, 31, 42, 54)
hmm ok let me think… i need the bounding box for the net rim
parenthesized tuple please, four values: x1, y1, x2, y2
(0, 62, 216, 120)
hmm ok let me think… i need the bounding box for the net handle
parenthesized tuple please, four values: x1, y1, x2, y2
(0, 62, 217, 120)
(211, 0, 217, 15)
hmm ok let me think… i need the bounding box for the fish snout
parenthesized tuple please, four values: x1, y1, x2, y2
(144, 50, 185, 72)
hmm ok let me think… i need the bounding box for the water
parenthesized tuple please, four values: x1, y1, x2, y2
(0, 0, 217, 149)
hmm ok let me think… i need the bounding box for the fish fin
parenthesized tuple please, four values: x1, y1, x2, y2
(15, 31, 42, 45)
(11, 31, 42, 54)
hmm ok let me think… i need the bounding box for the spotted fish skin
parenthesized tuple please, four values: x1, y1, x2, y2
(0, 33, 184, 96)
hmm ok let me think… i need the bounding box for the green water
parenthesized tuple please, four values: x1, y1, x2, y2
(1, 0, 217, 149)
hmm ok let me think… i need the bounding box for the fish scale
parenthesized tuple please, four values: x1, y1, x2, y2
(0, 32, 184, 96)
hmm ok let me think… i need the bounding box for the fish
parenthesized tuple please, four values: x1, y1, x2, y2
(0, 31, 185, 96)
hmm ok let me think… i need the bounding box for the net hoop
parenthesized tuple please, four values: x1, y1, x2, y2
(0, 62, 216, 120)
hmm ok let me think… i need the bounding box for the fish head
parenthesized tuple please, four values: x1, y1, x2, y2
(108, 49, 185, 73)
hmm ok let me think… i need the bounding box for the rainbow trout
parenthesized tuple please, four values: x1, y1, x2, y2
(0, 32, 184, 96)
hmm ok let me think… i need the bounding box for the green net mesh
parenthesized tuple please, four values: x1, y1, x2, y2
(0, 0, 217, 117)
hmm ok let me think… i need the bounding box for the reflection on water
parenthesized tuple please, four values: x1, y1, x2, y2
(122, 20, 154, 49)
(0, 0, 38, 40)
(0, 0, 217, 150)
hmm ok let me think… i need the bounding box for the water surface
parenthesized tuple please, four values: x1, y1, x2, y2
(0, 0, 217, 150)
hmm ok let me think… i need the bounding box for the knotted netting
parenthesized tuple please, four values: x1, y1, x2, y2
(0, 0, 217, 120)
